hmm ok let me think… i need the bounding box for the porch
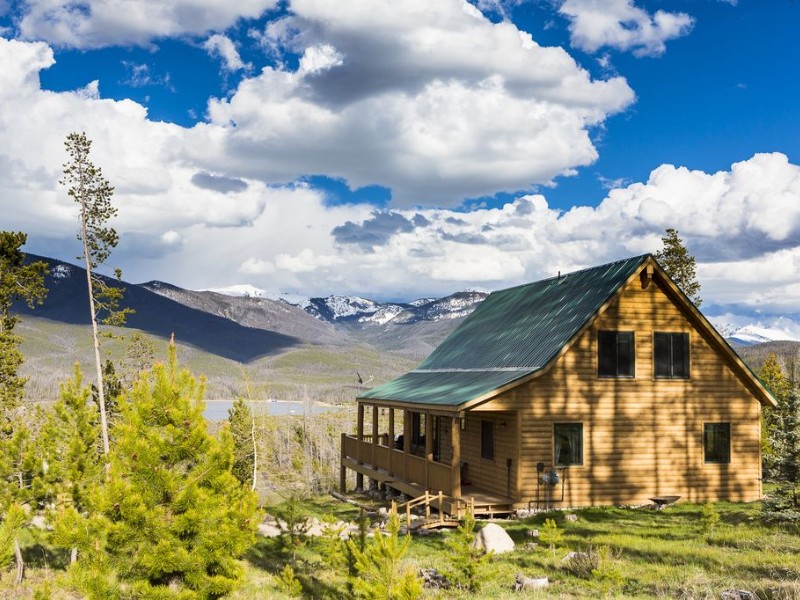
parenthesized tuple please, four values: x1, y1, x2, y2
(339, 403, 515, 517)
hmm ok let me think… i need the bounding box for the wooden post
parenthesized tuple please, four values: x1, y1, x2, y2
(388, 408, 395, 475)
(425, 413, 433, 490)
(451, 415, 461, 499)
(425, 491, 431, 524)
(340, 432, 347, 493)
(438, 490, 444, 525)
(403, 411, 412, 453)
(372, 405, 379, 468)
(356, 403, 365, 491)
(357, 404, 365, 442)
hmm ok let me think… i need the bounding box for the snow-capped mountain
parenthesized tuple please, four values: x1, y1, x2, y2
(292, 290, 489, 326)
(203, 284, 267, 298)
(710, 319, 800, 346)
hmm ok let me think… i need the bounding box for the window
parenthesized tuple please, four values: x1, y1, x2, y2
(598, 331, 635, 377)
(704, 423, 731, 464)
(554, 423, 583, 466)
(481, 421, 494, 460)
(654, 332, 690, 379)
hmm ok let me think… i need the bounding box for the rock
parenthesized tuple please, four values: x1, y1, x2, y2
(378, 507, 389, 516)
(420, 568, 450, 590)
(562, 551, 589, 562)
(721, 591, 756, 600)
(565, 513, 578, 522)
(474, 523, 515, 554)
(524, 542, 538, 551)
(306, 518, 325, 537)
(30, 515, 51, 530)
(257, 522, 282, 537)
(526, 528, 539, 538)
(514, 573, 548, 591)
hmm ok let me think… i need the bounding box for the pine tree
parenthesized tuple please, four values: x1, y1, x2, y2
(444, 509, 488, 592)
(655, 228, 702, 306)
(763, 384, 800, 522)
(0, 423, 38, 583)
(77, 342, 260, 597)
(61, 132, 132, 457)
(0, 231, 48, 413)
(121, 332, 156, 386)
(227, 398, 256, 489)
(759, 354, 793, 478)
(347, 510, 423, 600)
(39, 365, 103, 513)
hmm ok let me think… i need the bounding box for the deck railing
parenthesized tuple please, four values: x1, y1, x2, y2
(342, 434, 455, 496)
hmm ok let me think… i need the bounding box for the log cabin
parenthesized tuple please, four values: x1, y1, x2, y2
(340, 255, 776, 514)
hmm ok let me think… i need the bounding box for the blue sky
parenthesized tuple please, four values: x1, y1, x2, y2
(1, 0, 799, 333)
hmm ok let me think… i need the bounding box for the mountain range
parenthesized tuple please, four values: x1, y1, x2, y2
(14, 255, 800, 401)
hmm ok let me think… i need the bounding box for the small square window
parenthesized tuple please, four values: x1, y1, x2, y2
(598, 331, 635, 377)
(704, 423, 731, 464)
(481, 421, 494, 460)
(654, 332, 690, 379)
(554, 423, 583, 466)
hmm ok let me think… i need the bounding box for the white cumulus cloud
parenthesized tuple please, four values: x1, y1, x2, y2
(559, 0, 694, 56)
(204, 0, 634, 205)
(203, 34, 250, 72)
(17, 0, 279, 48)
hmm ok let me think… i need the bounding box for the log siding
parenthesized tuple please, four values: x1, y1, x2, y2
(479, 276, 762, 507)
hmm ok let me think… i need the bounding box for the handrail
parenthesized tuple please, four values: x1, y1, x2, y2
(393, 491, 475, 532)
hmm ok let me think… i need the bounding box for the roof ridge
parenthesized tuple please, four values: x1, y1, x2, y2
(492, 253, 651, 295)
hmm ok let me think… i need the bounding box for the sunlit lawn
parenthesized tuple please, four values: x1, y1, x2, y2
(230, 496, 800, 599)
(5, 497, 799, 598)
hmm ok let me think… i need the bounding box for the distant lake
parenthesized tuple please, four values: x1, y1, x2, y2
(204, 400, 343, 421)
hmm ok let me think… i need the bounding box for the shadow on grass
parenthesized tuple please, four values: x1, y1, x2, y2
(21, 543, 70, 571)
(246, 535, 349, 599)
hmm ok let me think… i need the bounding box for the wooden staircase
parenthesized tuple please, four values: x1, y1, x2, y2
(393, 491, 475, 533)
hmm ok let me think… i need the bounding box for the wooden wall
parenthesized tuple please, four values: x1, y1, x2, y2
(476, 274, 763, 507)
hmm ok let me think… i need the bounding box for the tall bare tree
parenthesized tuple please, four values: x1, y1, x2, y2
(61, 132, 131, 456)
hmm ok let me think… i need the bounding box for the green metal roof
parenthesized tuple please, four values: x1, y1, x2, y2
(358, 255, 650, 408)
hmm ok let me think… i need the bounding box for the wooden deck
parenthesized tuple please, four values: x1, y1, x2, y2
(342, 456, 515, 517)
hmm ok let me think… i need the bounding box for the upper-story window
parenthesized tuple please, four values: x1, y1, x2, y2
(598, 331, 635, 377)
(654, 332, 690, 379)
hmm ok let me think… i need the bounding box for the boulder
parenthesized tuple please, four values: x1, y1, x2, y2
(257, 522, 282, 537)
(420, 568, 450, 590)
(473, 523, 515, 554)
(514, 573, 548, 591)
(562, 551, 589, 562)
(721, 591, 755, 600)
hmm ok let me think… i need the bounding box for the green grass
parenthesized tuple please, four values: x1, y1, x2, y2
(234, 497, 800, 599)
(5, 497, 800, 598)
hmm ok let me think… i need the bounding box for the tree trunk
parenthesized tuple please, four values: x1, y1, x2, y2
(71, 547, 78, 564)
(81, 199, 110, 458)
(251, 416, 258, 492)
(14, 537, 23, 584)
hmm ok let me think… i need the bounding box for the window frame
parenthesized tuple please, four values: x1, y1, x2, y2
(703, 422, 731, 464)
(597, 330, 636, 378)
(481, 420, 495, 461)
(653, 332, 690, 380)
(553, 422, 584, 467)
